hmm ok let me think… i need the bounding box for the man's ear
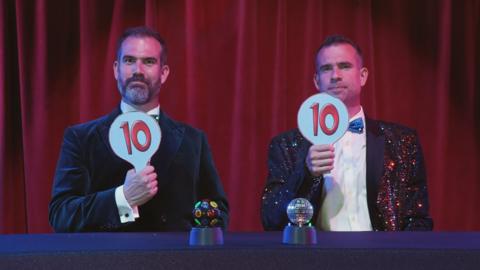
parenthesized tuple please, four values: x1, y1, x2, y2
(360, 67, 368, 86)
(160, 65, 170, 84)
(313, 73, 320, 90)
(113, 61, 119, 80)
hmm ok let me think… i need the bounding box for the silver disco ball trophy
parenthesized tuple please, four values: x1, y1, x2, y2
(282, 198, 317, 244)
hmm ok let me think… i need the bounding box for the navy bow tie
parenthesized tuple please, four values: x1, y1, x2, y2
(348, 118, 364, 133)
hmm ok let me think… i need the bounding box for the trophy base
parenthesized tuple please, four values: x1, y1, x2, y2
(189, 227, 224, 246)
(282, 224, 317, 245)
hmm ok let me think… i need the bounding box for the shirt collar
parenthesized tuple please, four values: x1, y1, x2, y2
(120, 100, 160, 115)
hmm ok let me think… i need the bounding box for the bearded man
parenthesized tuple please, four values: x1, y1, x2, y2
(49, 26, 229, 232)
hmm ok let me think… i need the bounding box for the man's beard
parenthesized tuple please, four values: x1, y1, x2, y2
(119, 74, 158, 105)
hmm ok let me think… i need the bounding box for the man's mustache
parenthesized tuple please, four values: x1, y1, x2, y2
(126, 75, 149, 86)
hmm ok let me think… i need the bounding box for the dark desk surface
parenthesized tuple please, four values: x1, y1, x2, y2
(1, 232, 479, 270)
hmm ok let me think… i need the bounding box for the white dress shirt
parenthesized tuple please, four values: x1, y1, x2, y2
(317, 107, 372, 231)
(115, 101, 160, 223)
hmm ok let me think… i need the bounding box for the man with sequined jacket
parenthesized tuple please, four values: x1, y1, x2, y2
(261, 35, 433, 231)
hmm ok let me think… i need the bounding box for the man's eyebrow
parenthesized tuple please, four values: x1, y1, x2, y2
(121, 55, 158, 61)
(337, 61, 353, 66)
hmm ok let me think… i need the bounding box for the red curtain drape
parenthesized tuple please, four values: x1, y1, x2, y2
(1, 0, 479, 233)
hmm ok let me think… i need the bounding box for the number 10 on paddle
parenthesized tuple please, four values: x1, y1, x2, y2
(109, 112, 161, 171)
(297, 93, 349, 145)
(120, 121, 152, 155)
(309, 103, 339, 136)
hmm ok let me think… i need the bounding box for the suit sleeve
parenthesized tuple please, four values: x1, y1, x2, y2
(261, 135, 323, 231)
(48, 127, 126, 232)
(198, 132, 230, 229)
(403, 132, 434, 231)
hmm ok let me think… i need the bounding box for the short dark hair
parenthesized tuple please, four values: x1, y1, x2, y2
(116, 26, 168, 65)
(315, 35, 363, 71)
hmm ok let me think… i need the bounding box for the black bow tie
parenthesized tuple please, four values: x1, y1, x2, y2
(151, 114, 160, 122)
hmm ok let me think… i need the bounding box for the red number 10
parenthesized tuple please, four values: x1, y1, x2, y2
(120, 121, 152, 155)
(310, 103, 339, 136)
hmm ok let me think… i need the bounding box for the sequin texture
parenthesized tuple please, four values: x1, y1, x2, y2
(374, 121, 432, 231)
(261, 119, 433, 231)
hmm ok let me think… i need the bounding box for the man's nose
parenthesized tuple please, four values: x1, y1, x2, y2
(133, 61, 145, 74)
(330, 67, 342, 82)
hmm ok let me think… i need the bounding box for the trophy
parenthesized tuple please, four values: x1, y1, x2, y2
(189, 199, 224, 246)
(282, 198, 317, 244)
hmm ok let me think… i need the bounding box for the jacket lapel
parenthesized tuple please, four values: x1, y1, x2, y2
(150, 110, 185, 188)
(98, 106, 123, 157)
(365, 117, 385, 230)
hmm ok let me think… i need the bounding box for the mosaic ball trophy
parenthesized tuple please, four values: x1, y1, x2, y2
(282, 198, 317, 244)
(189, 199, 224, 246)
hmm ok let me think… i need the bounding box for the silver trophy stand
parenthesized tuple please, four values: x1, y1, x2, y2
(282, 223, 317, 244)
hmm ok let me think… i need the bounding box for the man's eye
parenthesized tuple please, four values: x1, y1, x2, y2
(320, 66, 332, 72)
(339, 63, 352, 69)
(123, 57, 135, 64)
(144, 58, 157, 65)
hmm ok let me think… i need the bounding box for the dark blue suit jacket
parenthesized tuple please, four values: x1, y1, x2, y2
(261, 118, 433, 231)
(49, 107, 228, 232)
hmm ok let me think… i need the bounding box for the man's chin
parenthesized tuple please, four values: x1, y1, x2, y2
(124, 90, 150, 105)
(130, 99, 150, 106)
(322, 90, 344, 100)
(127, 84, 148, 92)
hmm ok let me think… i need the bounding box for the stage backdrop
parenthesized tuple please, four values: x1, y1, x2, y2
(1, 0, 479, 233)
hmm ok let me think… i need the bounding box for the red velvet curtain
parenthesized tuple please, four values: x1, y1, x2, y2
(1, 0, 479, 233)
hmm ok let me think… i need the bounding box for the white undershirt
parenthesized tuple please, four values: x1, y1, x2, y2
(317, 107, 372, 231)
(114, 101, 160, 223)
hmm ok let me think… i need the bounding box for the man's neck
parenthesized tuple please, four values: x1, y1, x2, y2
(347, 105, 362, 119)
(122, 99, 159, 113)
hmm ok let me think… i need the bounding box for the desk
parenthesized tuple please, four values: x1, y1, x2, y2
(1, 232, 479, 269)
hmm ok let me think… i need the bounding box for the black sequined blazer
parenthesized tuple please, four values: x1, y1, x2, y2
(261, 118, 433, 231)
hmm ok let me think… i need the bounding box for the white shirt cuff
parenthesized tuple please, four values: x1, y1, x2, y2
(115, 185, 140, 223)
